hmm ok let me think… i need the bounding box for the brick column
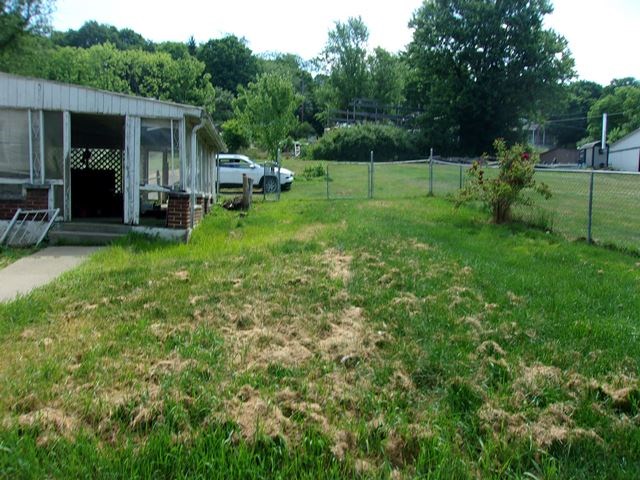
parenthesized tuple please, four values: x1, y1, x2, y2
(167, 191, 191, 229)
(0, 184, 50, 219)
(25, 185, 50, 210)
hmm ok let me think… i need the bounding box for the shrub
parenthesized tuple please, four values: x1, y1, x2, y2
(221, 119, 249, 152)
(301, 164, 326, 179)
(309, 123, 420, 162)
(457, 139, 551, 224)
(291, 121, 317, 140)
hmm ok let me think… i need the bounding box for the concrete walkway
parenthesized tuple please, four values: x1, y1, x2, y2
(0, 247, 100, 303)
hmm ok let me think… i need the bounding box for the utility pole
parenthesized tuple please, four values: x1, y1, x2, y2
(602, 113, 609, 167)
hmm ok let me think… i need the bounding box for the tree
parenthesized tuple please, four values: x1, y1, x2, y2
(52, 21, 152, 51)
(259, 53, 322, 134)
(157, 41, 190, 60)
(1, 0, 53, 50)
(407, 0, 574, 155)
(197, 35, 259, 93)
(235, 73, 301, 160)
(37, 44, 215, 112)
(545, 80, 603, 147)
(368, 47, 407, 107)
(587, 83, 640, 144)
(318, 16, 370, 111)
(186, 36, 197, 56)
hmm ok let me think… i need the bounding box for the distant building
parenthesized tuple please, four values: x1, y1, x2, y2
(539, 148, 579, 165)
(524, 123, 557, 150)
(578, 141, 609, 169)
(609, 128, 640, 172)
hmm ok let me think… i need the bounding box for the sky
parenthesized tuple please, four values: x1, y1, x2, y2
(51, 0, 640, 86)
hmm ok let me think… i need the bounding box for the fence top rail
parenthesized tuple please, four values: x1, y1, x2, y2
(533, 167, 640, 176)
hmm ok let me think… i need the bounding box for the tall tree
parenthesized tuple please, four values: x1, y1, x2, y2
(545, 80, 603, 147)
(197, 35, 259, 93)
(318, 16, 370, 111)
(368, 47, 407, 107)
(52, 21, 152, 51)
(259, 53, 321, 133)
(587, 83, 640, 144)
(1, 0, 53, 50)
(407, 0, 574, 155)
(234, 73, 301, 160)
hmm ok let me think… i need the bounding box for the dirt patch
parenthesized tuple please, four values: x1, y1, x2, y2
(391, 293, 423, 315)
(148, 355, 197, 379)
(408, 238, 433, 251)
(294, 223, 326, 241)
(149, 322, 196, 341)
(479, 402, 601, 449)
(230, 325, 314, 368)
(173, 270, 190, 281)
(318, 307, 369, 361)
(477, 340, 506, 358)
(318, 249, 353, 284)
(506, 291, 525, 305)
(18, 407, 79, 439)
(515, 364, 562, 393)
(225, 385, 291, 440)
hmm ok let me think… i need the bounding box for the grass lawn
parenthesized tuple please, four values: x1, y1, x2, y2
(281, 158, 640, 253)
(1, 192, 640, 478)
(0, 246, 37, 270)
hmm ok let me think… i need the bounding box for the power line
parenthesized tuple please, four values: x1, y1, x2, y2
(544, 112, 624, 124)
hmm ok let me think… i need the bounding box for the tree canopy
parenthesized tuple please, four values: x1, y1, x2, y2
(318, 16, 370, 111)
(52, 21, 152, 51)
(407, 0, 574, 155)
(587, 82, 640, 144)
(197, 35, 260, 94)
(234, 73, 301, 160)
(0, 0, 53, 50)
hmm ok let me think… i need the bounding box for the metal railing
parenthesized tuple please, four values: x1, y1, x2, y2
(0, 208, 60, 247)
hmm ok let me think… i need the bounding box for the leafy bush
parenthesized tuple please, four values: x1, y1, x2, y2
(301, 164, 326, 179)
(291, 121, 317, 140)
(221, 119, 250, 152)
(309, 123, 420, 162)
(457, 139, 551, 224)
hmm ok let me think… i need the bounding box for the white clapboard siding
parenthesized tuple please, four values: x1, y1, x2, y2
(0, 72, 200, 120)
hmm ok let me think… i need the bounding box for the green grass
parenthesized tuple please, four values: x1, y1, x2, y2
(280, 158, 640, 252)
(0, 246, 37, 270)
(1, 185, 640, 478)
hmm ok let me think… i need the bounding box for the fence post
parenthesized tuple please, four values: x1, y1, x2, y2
(587, 170, 595, 243)
(459, 164, 463, 190)
(263, 162, 267, 201)
(428, 148, 434, 196)
(326, 164, 330, 200)
(276, 148, 282, 201)
(370, 150, 374, 199)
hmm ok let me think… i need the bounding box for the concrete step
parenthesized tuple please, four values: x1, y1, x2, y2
(48, 229, 126, 246)
(52, 222, 132, 235)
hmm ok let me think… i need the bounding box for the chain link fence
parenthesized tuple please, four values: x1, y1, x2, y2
(286, 155, 639, 252)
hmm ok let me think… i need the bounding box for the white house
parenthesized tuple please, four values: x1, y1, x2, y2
(0, 73, 224, 239)
(609, 128, 640, 172)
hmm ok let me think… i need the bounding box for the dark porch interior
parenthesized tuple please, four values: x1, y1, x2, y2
(70, 113, 125, 220)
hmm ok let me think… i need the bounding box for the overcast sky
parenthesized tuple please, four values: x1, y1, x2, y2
(51, 0, 639, 86)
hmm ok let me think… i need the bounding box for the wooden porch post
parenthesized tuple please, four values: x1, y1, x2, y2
(63, 111, 72, 221)
(124, 115, 141, 225)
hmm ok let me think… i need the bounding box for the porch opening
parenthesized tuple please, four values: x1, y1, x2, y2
(70, 113, 125, 220)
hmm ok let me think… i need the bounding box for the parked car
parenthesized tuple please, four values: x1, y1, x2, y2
(218, 154, 294, 192)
